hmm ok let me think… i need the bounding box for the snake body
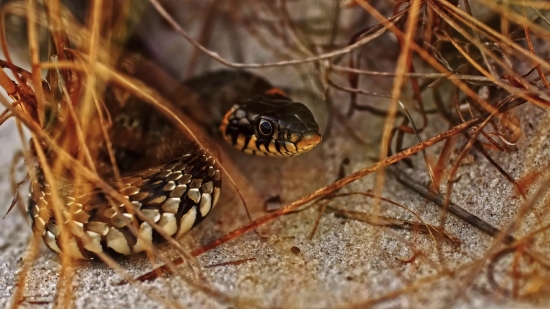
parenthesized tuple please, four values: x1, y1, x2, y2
(27, 69, 321, 259)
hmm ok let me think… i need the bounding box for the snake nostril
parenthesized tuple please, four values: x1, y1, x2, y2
(296, 130, 322, 152)
(303, 130, 322, 141)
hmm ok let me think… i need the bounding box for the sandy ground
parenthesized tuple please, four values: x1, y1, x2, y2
(1, 93, 549, 309)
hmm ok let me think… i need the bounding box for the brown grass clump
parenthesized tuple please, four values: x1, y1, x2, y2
(1, 0, 550, 308)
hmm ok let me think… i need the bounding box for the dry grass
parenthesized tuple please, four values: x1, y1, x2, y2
(0, 0, 550, 308)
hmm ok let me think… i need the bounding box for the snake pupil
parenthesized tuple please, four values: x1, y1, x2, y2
(258, 119, 273, 136)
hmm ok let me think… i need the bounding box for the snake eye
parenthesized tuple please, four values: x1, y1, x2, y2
(258, 119, 273, 136)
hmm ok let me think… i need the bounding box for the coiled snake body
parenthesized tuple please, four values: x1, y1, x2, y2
(27, 69, 322, 259)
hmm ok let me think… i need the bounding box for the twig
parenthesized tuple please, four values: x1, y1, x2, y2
(387, 165, 516, 245)
(326, 206, 461, 245)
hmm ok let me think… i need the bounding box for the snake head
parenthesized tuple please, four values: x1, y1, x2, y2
(220, 96, 322, 157)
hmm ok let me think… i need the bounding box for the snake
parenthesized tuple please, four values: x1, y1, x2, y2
(26, 68, 322, 260)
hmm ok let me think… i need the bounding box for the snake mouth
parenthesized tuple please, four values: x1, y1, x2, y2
(296, 129, 322, 153)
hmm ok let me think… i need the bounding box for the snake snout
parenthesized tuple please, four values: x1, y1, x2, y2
(296, 129, 322, 153)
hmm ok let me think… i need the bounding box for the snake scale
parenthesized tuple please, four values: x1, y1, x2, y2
(26, 62, 322, 259)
